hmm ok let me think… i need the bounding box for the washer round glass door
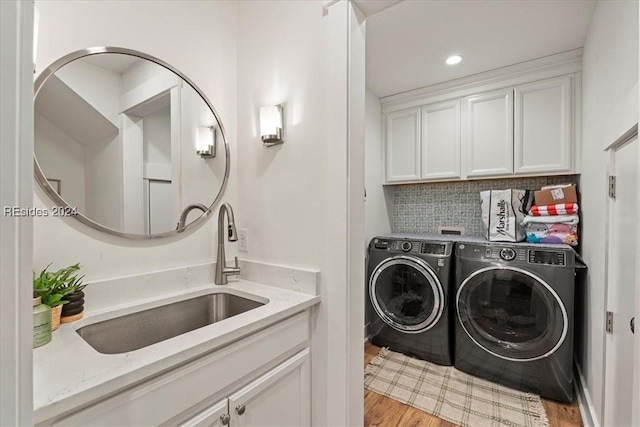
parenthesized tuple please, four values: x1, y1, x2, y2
(369, 256, 444, 333)
(456, 266, 568, 362)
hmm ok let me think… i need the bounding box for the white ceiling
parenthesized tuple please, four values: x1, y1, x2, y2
(353, 0, 402, 17)
(366, 0, 597, 98)
(83, 54, 141, 73)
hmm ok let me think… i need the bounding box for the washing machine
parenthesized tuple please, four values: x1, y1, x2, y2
(454, 241, 577, 402)
(367, 235, 454, 366)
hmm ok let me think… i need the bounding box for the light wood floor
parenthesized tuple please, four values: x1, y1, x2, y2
(364, 342, 582, 427)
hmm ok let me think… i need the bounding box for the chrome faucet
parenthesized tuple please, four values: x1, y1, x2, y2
(176, 203, 208, 230)
(215, 203, 240, 285)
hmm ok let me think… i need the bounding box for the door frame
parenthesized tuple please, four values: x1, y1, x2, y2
(0, 1, 34, 425)
(602, 123, 639, 425)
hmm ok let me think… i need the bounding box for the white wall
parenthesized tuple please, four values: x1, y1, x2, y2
(34, 0, 238, 281)
(57, 60, 121, 126)
(235, 1, 360, 425)
(34, 112, 86, 211)
(180, 82, 226, 212)
(364, 89, 393, 243)
(236, 1, 328, 269)
(120, 60, 177, 113)
(364, 90, 393, 335)
(579, 0, 638, 424)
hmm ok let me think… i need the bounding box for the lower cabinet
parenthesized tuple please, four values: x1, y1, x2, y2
(180, 399, 229, 427)
(182, 350, 310, 427)
(46, 311, 310, 427)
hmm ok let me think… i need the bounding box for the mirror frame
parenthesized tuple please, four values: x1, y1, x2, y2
(34, 47, 230, 239)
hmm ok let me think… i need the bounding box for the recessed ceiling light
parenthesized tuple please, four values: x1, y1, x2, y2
(445, 55, 463, 65)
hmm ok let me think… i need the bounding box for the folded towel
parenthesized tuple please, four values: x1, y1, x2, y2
(521, 214, 579, 226)
(529, 203, 579, 216)
(523, 216, 579, 246)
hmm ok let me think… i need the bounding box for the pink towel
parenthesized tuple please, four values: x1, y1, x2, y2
(529, 203, 579, 216)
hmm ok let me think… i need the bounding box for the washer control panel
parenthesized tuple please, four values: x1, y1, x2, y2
(401, 241, 412, 252)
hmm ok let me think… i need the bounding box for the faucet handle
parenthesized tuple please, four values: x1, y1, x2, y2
(229, 256, 240, 276)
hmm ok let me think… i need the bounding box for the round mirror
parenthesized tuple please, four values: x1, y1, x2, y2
(34, 47, 229, 239)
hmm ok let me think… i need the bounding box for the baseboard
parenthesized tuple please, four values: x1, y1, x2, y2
(575, 361, 600, 427)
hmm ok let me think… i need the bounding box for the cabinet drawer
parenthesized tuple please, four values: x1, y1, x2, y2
(50, 311, 309, 426)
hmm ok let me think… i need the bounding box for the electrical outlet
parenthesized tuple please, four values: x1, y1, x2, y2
(238, 228, 248, 252)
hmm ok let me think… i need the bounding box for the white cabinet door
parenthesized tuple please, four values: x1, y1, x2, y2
(385, 108, 420, 183)
(514, 76, 572, 174)
(180, 399, 229, 427)
(463, 88, 514, 177)
(420, 100, 461, 180)
(228, 349, 310, 427)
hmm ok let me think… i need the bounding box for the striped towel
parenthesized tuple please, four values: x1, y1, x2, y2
(529, 203, 578, 216)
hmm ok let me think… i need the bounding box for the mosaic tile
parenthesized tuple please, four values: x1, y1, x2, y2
(392, 175, 578, 236)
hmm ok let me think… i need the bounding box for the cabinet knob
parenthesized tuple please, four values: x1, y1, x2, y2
(220, 414, 231, 425)
(236, 404, 246, 415)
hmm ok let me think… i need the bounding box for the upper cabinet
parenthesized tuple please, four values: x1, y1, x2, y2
(385, 109, 421, 182)
(463, 88, 514, 178)
(381, 53, 581, 184)
(421, 100, 461, 180)
(514, 76, 572, 175)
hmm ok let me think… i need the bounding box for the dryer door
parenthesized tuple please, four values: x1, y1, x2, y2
(369, 255, 445, 334)
(456, 266, 568, 362)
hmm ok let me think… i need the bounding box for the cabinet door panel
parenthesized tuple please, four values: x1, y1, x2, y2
(385, 109, 420, 182)
(180, 399, 228, 427)
(421, 100, 461, 180)
(228, 349, 310, 427)
(464, 88, 513, 177)
(514, 76, 572, 174)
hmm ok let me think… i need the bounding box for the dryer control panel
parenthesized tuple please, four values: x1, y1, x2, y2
(484, 246, 527, 262)
(372, 239, 449, 256)
(528, 250, 566, 266)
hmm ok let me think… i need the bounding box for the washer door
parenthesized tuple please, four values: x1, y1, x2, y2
(456, 266, 568, 362)
(369, 255, 444, 334)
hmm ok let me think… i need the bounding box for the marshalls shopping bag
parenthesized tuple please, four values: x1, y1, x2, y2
(480, 189, 531, 242)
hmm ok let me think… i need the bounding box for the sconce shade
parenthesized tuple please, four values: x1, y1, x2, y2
(260, 105, 283, 146)
(196, 126, 215, 158)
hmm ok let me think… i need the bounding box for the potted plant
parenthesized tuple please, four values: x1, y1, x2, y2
(33, 263, 86, 330)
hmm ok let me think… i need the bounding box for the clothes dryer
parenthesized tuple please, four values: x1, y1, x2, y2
(454, 241, 577, 402)
(367, 236, 454, 365)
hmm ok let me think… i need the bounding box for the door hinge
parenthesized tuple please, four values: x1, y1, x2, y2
(606, 311, 614, 333)
(609, 175, 616, 198)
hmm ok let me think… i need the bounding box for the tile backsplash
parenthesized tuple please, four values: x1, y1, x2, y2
(393, 175, 579, 237)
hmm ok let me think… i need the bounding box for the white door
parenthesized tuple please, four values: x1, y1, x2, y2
(420, 99, 461, 180)
(604, 131, 638, 427)
(514, 76, 572, 175)
(384, 108, 420, 183)
(147, 179, 174, 234)
(180, 399, 229, 427)
(228, 350, 310, 427)
(463, 88, 513, 178)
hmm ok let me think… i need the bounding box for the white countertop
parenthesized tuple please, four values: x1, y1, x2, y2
(33, 279, 320, 424)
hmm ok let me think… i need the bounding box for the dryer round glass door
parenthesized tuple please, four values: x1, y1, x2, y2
(369, 255, 444, 334)
(456, 266, 568, 362)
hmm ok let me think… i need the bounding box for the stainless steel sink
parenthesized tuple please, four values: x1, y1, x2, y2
(77, 293, 265, 354)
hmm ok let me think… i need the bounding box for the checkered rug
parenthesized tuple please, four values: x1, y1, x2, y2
(364, 348, 549, 427)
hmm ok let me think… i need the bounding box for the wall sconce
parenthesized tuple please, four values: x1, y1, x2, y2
(260, 105, 284, 147)
(196, 126, 216, 158)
